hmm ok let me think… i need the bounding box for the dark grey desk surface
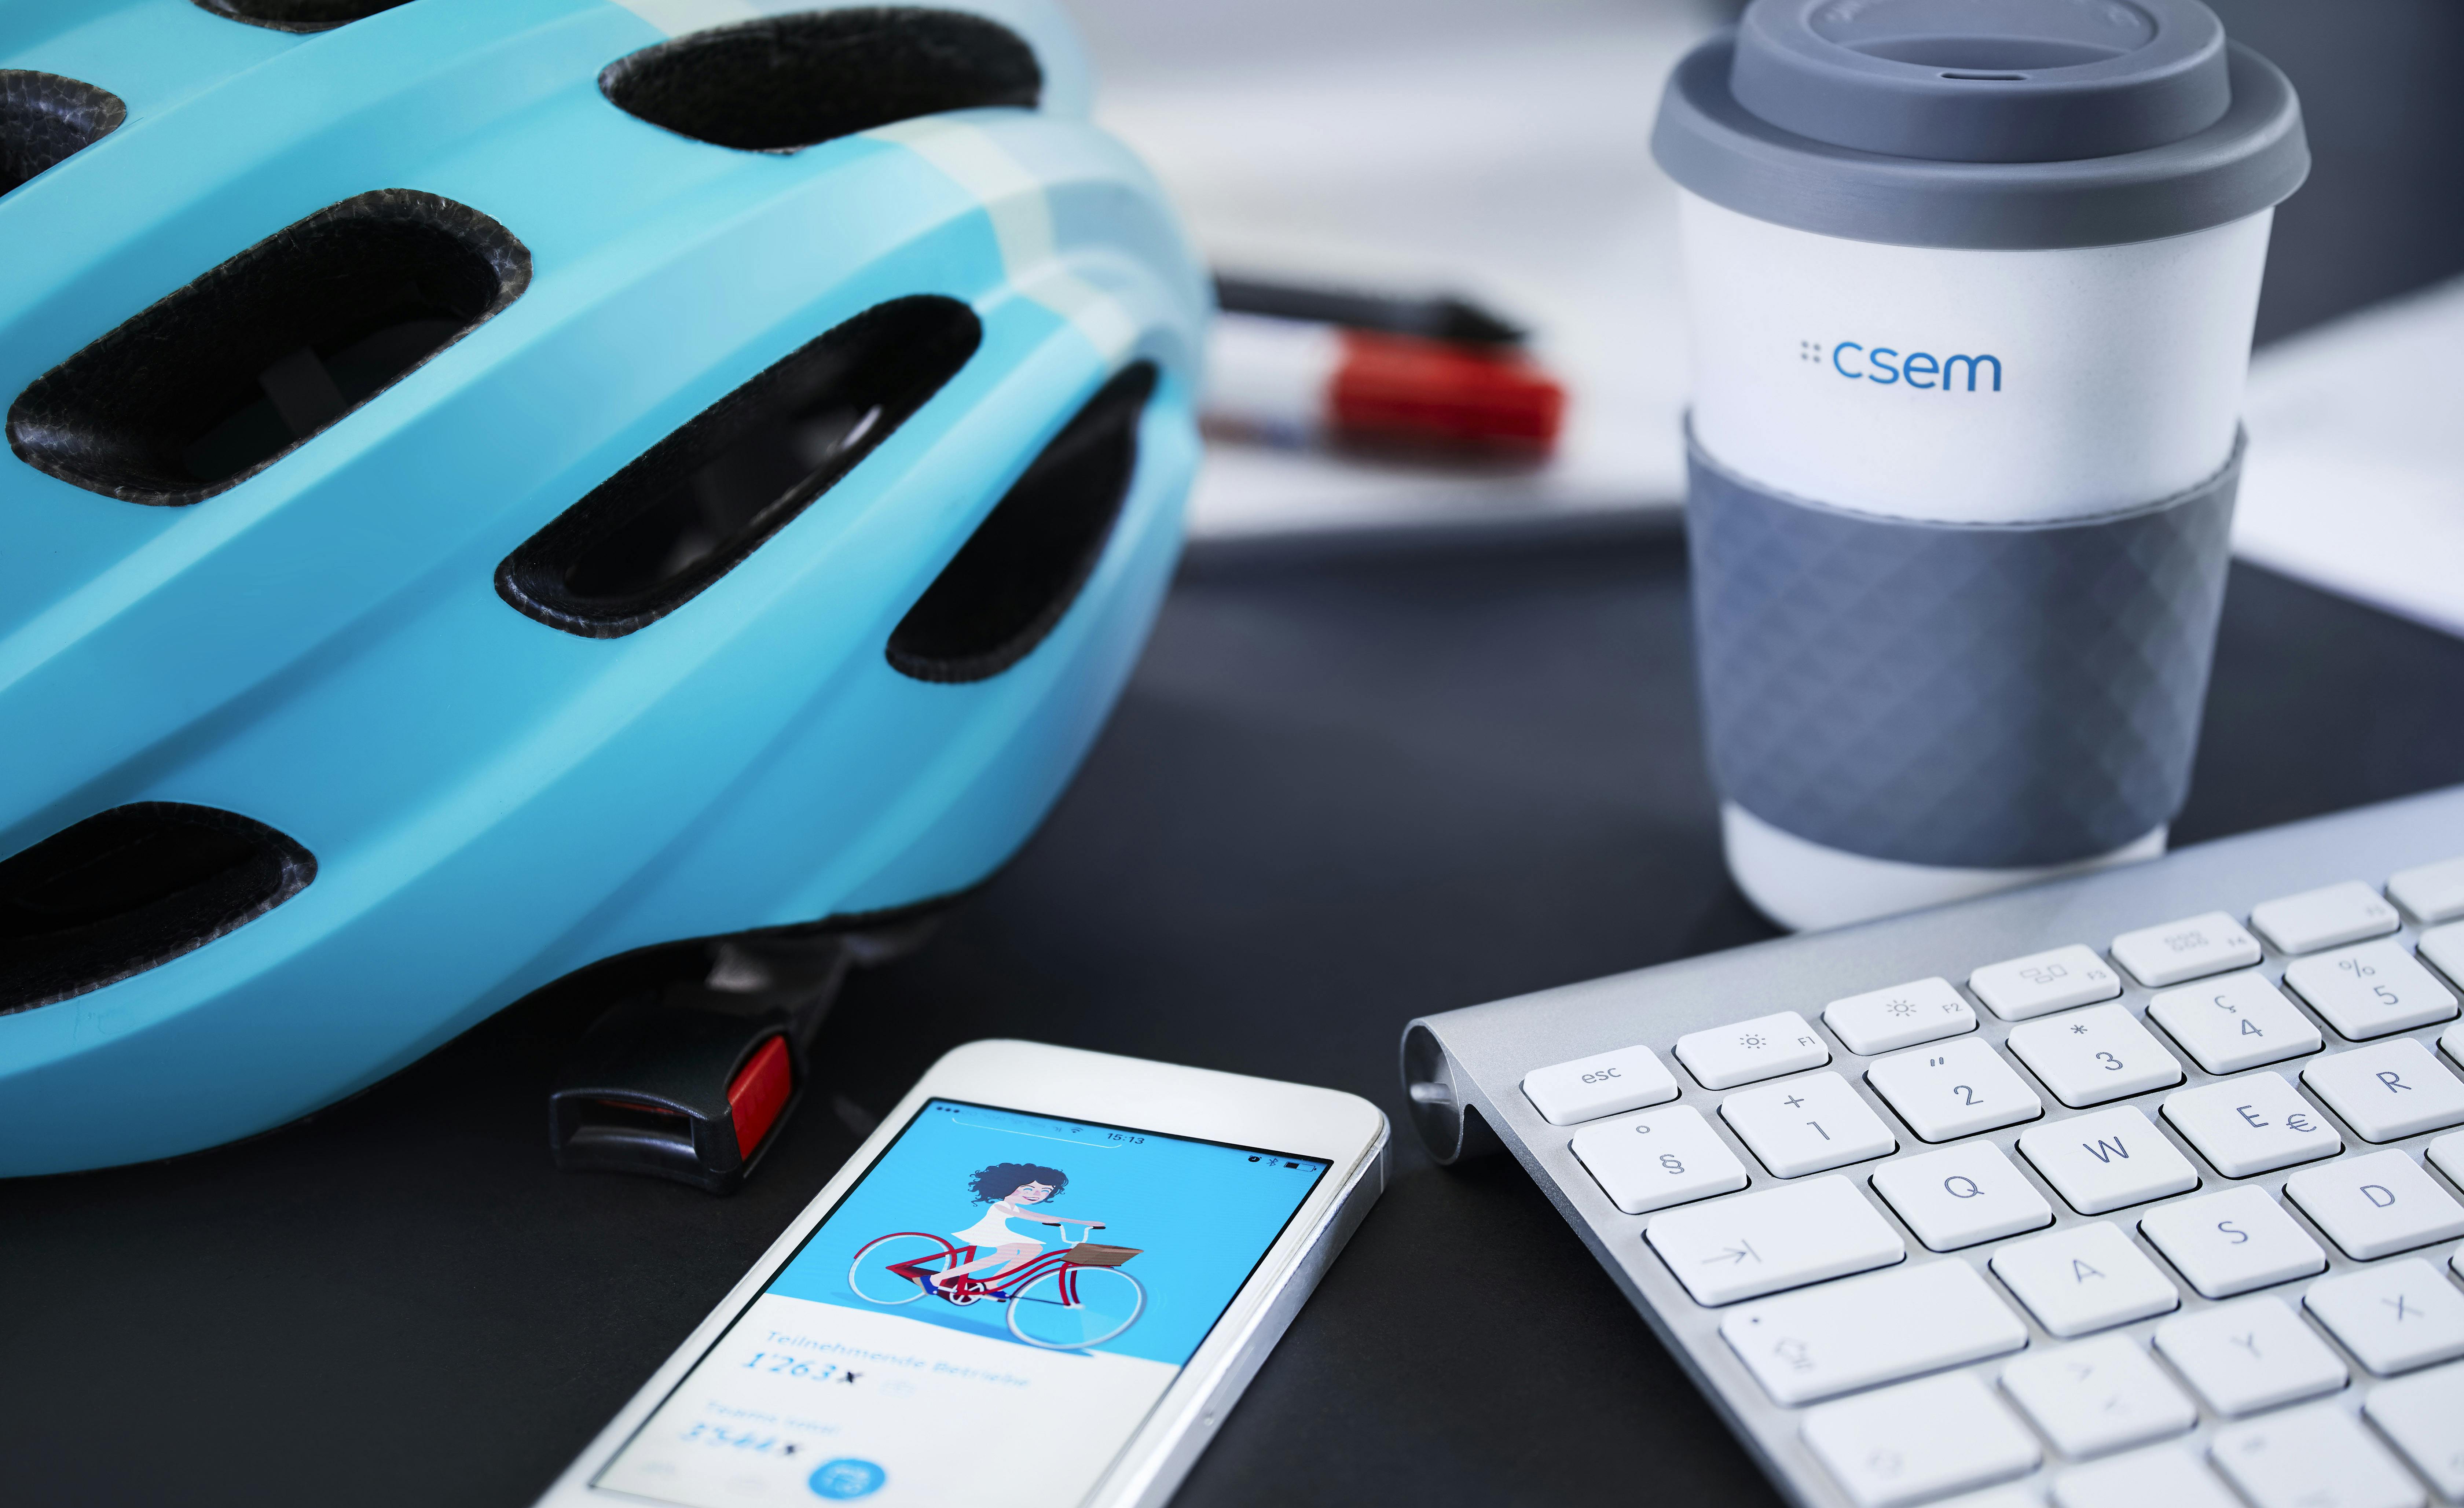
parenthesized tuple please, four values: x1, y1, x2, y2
(9, 518, 2464, 1508)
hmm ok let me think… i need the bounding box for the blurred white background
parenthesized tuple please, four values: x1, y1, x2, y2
(1069, 0, 1731, 537)
(1060, 0, 2464, 640)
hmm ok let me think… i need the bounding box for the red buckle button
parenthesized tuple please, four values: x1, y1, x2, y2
(725, 1036, 794, 1158)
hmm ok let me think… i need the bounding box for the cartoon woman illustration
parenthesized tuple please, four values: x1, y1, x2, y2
(933, 1161, 1104, 1292)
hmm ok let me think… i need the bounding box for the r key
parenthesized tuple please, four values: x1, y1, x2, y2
(2300, 1038, 2464, 1142)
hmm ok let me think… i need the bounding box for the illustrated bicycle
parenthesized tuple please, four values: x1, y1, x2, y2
(847, 1221, 1146, 1350)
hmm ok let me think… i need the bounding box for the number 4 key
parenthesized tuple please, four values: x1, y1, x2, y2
(2147, 972, 2323, 1073)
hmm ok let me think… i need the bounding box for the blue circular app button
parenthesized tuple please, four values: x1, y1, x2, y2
(809, 1458, 887, 1500)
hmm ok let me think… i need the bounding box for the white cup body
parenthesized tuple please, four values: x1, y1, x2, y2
(1682, 191, 2271, 525)
(1682, 192, 2271, 927)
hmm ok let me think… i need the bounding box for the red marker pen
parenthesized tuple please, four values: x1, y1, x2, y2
(1204, 311, 1566, 456)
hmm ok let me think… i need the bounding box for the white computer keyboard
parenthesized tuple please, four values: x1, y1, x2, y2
(1403, 786, 2464, 1508)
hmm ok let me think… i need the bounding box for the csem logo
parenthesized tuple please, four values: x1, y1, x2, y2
(1798, 339, 2002, 392)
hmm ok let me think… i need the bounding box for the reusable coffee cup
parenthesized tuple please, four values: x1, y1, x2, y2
(1653, 0, 2307, 930)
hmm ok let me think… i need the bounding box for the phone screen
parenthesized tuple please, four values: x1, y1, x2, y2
(593, 1098, 1332, 1507)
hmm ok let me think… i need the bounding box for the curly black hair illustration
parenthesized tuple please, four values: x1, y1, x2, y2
(968, 1161, 1068, 1204)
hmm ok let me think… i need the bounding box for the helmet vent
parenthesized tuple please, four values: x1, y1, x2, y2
(0, 803, 316, 1016)
(600, 7, 1041, 153)
(191, 0, 416, 33)
(496, 295, 981, 639)
(6, 189, 529, 506)
(0, 70, 127, 196)
(888, 362, 1155, 684)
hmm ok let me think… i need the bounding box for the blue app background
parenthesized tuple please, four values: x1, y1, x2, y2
(765, 1100, 1328, 1368)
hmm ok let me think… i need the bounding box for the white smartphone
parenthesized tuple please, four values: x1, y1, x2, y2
(535, 1039, 1389, 1508)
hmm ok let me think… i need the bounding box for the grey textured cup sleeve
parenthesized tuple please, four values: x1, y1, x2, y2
(1687, 433, 2240, 870)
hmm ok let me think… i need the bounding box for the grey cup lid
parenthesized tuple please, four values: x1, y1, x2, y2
(1653, 0, 2307, 249)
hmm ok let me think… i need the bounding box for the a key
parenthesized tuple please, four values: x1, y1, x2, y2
(2248, 880, 2401, 955)
(1522, 1042, 1679, 1125)
(2208, 1404, 2426, 1508)
(1645, 1174, 1905, 1305)
(2449, 1020, 2464, 1071)
(2145, 971, 2321, 1074)
(1825, 976, 1978, 1055)
(2422, 921, 2464, 990)
(2110, 913, 2261, 989)
(2283, 939, 2458, 1039)
(1801, 1372, 2041, 1508)
(2052, 1445, 2243, 1508)
(2388, 855, 2464, 925)
(1999, 1334, 2197, 1459)
(2283, 1148, 2464, 1261)
(2160, 1071, 2341, 1177)
(1720, 1071, 1896, 1177)
(1991, 1220, 2179, 1337)
(2017, 1106, 2199, 1214)
(1719, 1259, 2029, 1405)
(2152, 1294, 2347, 1415)
(2006, 1006, 2184, 1108)
(2138, 1185, 2325, 1299)
(1971, 944, 2123, 1021)
(2302, 1038, 2464, 1141)
(2304, 1258, 2464, 1375)
(1675, 1011, 1830, 1090)
(2364, 1362, 2464, 1499)
(1570, 1104, 1749, 1215)
(1870, 1141, 2052, 1251)
(1866, 1037, 2043, 1142)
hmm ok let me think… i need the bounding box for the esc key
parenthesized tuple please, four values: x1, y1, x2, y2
(1524, 1044, 1680, 1125)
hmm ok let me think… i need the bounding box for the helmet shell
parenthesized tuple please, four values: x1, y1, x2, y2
(0, 0, 1207, 1174)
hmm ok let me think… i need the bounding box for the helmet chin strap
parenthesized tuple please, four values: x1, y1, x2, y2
(701, 935, 851, 1053)
(544, 935, 849, 1196)
(543, 897, 956, 1194)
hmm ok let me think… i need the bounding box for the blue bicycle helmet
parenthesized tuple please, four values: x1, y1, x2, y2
(0, 0, 1206, 1176)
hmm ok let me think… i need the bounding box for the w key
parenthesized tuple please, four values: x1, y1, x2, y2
(2017, 1106, 2200, 1215)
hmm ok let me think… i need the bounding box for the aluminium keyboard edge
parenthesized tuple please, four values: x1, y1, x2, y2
(1403, 783, 2464, 1508)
